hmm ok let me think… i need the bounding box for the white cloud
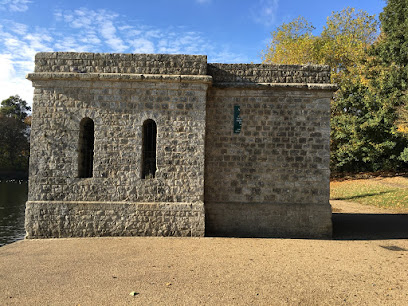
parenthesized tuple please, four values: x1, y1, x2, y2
(24, 33, 53, 50)
(0, 54, 33, 105)
(100, 21, 127, 52)
(79, 33, 101, 46)
(56, 8, 127, 52)
(145, 30, 162, 39)
(54, 36, 86, 51)
(252, 0, 279, 27)
(9, 21, 27, 35)
(0, 6, 250, 106)
(117, 25, 133, 31)
(156, 31, 208, 55)
(209, 50, 249, 63)
(0, 24, 51, 106)
(5, 37, 20, 48)
(196, 0, 211, 4)
(0, 54, 15, 80)
(131, 38, 155, 54)
(0, 0, 32, 12)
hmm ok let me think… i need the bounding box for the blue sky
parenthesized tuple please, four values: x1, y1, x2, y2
(0, 0, 385, 106)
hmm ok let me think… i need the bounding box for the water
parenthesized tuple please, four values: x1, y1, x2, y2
(0, 180, 27, 247)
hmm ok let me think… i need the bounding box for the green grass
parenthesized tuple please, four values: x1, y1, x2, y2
(330, 177, 408, 209)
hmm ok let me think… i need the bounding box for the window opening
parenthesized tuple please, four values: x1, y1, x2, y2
(78, 117, 94, 178)
(142, 119, 157, 179)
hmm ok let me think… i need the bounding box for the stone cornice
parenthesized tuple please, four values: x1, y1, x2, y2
(26, 72, 213, 84)
(27, 72, 337, 90)
(212, 82, 337, 91)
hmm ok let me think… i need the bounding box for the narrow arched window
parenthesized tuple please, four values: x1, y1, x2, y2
(142, 119, 157, 179)
(78, 117, 94, 178)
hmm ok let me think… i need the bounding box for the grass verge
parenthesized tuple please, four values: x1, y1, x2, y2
(330, 176, 408, 209)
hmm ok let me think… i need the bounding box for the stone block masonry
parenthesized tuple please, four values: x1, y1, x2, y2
(26, 52, 336, 239)
(205, 64, 333, 238)
(207, 63, 331, 84)
(34, 52, 207, 75)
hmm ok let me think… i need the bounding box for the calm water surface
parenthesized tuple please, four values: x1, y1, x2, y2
(0, 180, 27, 247)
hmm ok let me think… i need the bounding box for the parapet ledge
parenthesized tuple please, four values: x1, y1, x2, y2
(26, 72, 213, 84)
(213, 82, 337, 91)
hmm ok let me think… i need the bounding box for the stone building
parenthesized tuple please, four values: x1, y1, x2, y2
(25, 52, 336, 239)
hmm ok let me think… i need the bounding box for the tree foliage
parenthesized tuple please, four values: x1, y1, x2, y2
(262, 16, 318, 65)
(372, 0, 408, 134)
(0, 95, 31, 174)
(0, 95, 31, 121)
(262, 6, 408, 173)
(331, 57, 407, 171)
(262, 7, 378, 83)
(376, 0, 408, 66)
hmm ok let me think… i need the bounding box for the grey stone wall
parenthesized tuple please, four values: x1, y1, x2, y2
(26, 52, 209, 238)
(28, 77, 208, 203)
(208, 63, 331, 84)
(26, 52, 334, 239)
(34, 52, 207, 75)
(26, 201, 204, 237)
(204, 85, 333, 238)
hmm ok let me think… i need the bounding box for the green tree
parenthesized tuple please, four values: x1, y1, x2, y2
(0, 95, 31, 175)
(262, 7, 408, 172)
(320, 8, 379, 84)
(330, 56, 408, 171)
(262, 7, 378, 83)
(261, 16, 318, 65)
(376, 0, 408, 66)
(0, 95, 31, 121)
(371, 0, 408, 137)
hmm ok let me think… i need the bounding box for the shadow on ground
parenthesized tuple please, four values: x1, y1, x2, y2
(331, 190, 393, 201)
(333, 213, 408, 240)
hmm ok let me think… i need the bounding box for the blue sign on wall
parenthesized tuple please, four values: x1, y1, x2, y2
(234, 105, 242, 134)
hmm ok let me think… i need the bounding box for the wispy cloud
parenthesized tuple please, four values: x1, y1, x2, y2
(0, 6, 248, 105)
(8, 21, 27, 35)
(131, 38, 155, 53)
(0, 54, 15, 80)
(0, 53, 33, 104)
(0, 0, 32, 12)
(53, 35, 87, 52)
(251, 0, 279, 27)
(0, 20, 51, 103)
(55, 8, 127, 52)
(100, 21, 128, 52)
(196, 0, 211, 4)
(209, 50, 249, 63)
(156, 31, 206, 54)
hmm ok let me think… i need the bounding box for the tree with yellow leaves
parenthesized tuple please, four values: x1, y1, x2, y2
(261, 16, 318, 65)
(262, 7, 378, 83)
(263, 7, 408, 172)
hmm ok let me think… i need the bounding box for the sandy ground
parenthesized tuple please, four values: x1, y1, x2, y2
(1, 201, 407, 305)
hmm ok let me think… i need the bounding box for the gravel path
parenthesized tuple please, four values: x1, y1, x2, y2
(0, 201, 407, 305)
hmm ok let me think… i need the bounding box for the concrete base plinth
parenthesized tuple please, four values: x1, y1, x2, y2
(25, 201, 205, 238)
(205, 202, 332, 238)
